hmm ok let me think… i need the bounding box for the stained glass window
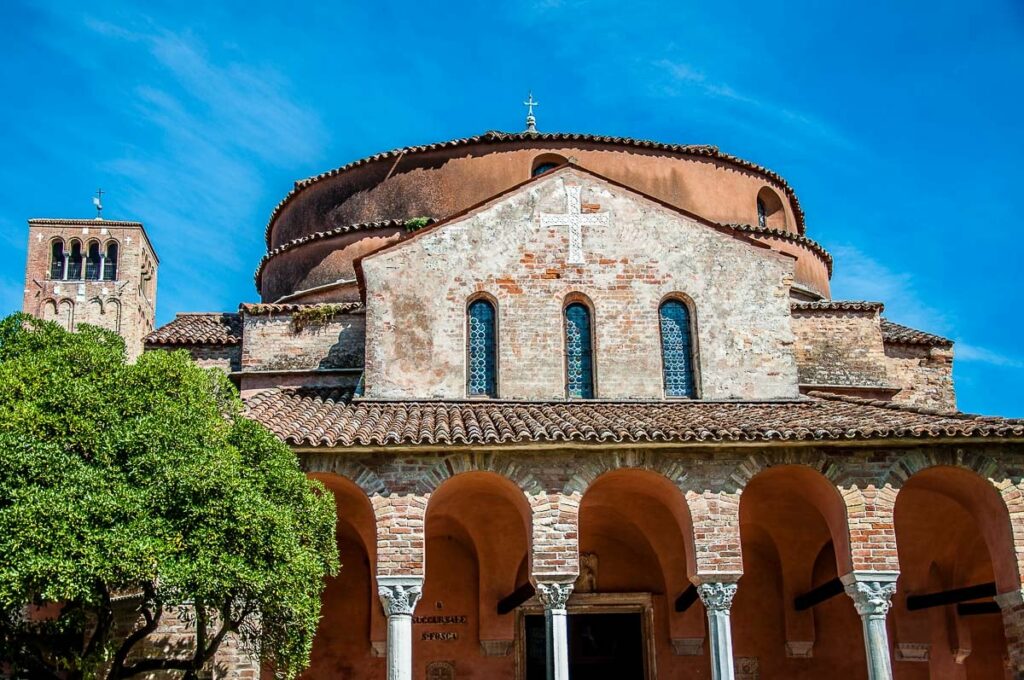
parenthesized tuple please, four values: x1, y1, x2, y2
(66, 241, 83, 280)
(533, 162, 559, 177)
(467, 299, 497, 397)
(104, 242, 119, 280)
(564, 302, 594, 399)
(49, 240, 64, 280)
(660, 300, 696, 398)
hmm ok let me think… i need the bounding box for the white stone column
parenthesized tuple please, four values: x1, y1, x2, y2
(697, 582, 738, 680)
(536, 581, 574, 680)
(842, 571, 899, 680)
(378, 575, 424, 680)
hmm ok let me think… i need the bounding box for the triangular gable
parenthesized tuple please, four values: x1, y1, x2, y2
(353, 162, 793, 300)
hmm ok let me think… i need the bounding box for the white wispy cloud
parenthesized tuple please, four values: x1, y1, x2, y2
(955, 343, 1024, 369)
(829, 244, 947, 333)
(38, 10, 328, 314)
(654, 59, 859, 153)
(830, 244, 1023, 369)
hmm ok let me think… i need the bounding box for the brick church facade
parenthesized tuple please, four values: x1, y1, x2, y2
(24, 126, 1024, 680)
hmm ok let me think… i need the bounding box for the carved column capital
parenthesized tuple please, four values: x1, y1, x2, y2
(536, 581, 574, 611)
(697, 582, 738, 613)
(841, 572, 899, 619)
(377, 576, 423, 617)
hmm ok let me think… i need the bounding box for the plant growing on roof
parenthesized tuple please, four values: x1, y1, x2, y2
(0, 314, 338, 680)
(290, 304, 348, 332)
(403, 216, 431, 232)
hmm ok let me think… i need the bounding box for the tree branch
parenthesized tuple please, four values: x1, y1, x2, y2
(82, 584, 113, 663)
(106, 583, 162, 680)
(182, 600, 207, 680)
(118, 656, 193, 677)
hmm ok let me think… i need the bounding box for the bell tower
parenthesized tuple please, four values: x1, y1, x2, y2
(22, 216, 158, 360)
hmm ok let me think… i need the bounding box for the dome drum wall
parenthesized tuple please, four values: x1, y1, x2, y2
(261, 137, 828, 301)
(261, 226, 404, 303)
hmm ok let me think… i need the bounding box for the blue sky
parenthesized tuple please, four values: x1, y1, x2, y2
(1, 0, 1021, 416)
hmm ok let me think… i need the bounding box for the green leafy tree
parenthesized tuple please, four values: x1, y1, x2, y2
(0, 314, 339, 679)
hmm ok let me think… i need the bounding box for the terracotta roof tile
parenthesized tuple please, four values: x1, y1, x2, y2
(145, 313, 241, 346)
(239, 302, 363, 315)
(723, 223, 833, 275)
(243, 387, 1023, 448)
(792, 301, 885, 313)
(264, 130, 808, 247)
(880, 319, 953, 348)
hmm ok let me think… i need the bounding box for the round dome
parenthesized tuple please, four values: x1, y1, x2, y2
(256, 131, 831, 302)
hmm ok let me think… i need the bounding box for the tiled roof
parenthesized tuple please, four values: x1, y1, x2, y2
(144, 313, 241, 346)
(880, 319, 953, 348)
(243, 387, 1023, 448)
(254, 219, 434, 288)
(239, 302, 363, 315)
(29, 218, 144, 227)
(264, 130, 808, 247)
(792, 301, 885, 313)
(723, 223, 833, 275)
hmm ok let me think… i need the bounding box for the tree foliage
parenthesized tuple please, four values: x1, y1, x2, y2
(0, 314, 339, 679)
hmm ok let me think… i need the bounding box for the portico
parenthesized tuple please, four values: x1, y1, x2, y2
(268, 416, 1024, 680)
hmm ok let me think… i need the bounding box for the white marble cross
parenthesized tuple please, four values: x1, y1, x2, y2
(540, 185, 609, 264)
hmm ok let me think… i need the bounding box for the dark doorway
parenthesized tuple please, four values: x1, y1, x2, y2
(524, 612, 645, 680)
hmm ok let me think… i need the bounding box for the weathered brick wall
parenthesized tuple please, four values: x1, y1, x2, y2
(372, 494, 427, 577)
(362, 169, 799, 400)
(302, 442, 1024, 585)
(189, 345, 241, 373)
(883, 343, 955, 411)
(240, 310, 365, 372)
(790, 308, 890, 389)
(22, 220, 158, 360)
(147, 344, 241, 373)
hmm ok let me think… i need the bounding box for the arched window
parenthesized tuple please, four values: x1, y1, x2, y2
(756, 187, 786, 230)
(532, 153, 567, 177)
(467, 298, 497, 397)
(49, 240, 65, 279)
(659, 299, 696, 398)
(66, 241, 83, 280)
(84, 241, 101, 280)
(564, 302, 595, 399)
(104, 242, 118, 280)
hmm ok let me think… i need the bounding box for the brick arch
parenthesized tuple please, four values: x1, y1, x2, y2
(578, 467, 696, 591)
(730, 450, 849, 491)
(300, 453, 388, 496)
(735, 455, 858, 576)
(562, 450, 688, 496)
(419, 452, 543, 495)
(883, 448, 1009, 489)
(887, 452, 1023, 591)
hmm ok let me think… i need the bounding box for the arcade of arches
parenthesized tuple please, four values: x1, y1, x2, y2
(297, 445, 1024, 680)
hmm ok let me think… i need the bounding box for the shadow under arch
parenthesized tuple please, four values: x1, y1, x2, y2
(740, 464, 853, 575)
(892, 464, 1014, 677)
(578, 468, 701, 676)
(895, 464, 1017, 594)
(737, 464, 866, 678)
(304, 472, 382, 679)
(421, 471, 533, 672)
